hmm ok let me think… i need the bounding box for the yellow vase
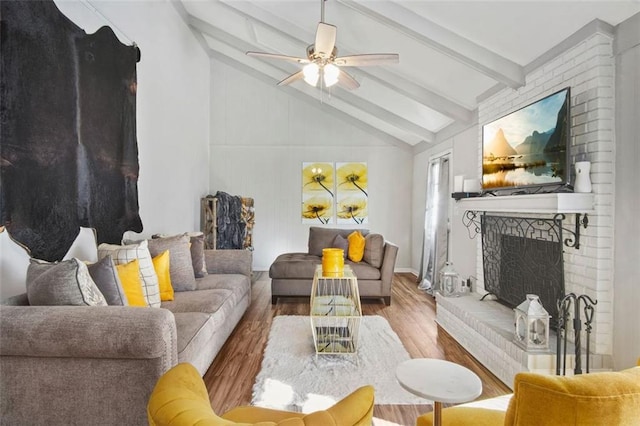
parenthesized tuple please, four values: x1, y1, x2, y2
(322, 248, 344, 277)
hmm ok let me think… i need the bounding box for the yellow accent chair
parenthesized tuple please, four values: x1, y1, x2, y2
(147, 363, 374, 426)
(417, 366, 640, 426)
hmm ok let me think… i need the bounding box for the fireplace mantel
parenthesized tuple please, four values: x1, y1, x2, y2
(455, 193, 594, 214)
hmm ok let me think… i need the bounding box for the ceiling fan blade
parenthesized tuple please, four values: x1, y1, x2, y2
(246, 51, 309, 64)
(334, 54, 399, 67)
(277, 70, 305, 86)
(337, 69, 360, 90)
(314, 22, 337, 58)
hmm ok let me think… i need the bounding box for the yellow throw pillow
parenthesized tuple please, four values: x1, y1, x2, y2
(115, 259, 147, 307)
(347, 231, 365, 262)
(153, 250, 174, 301)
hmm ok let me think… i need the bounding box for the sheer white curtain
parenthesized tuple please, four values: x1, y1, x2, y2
(418, 155, 450, 292)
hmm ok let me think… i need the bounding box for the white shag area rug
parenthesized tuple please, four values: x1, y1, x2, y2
(252, 315, 427, 413)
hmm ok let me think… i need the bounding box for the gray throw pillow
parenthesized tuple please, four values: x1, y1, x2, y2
(188, 232, 207, 278)
(308, 227, 370, 257)
(27, 258, 108, 306)
(363, 234, 385, 268)
(87, 255, 128, 306)
(147, 234, 197, 291)
(331, 234, 349, 259)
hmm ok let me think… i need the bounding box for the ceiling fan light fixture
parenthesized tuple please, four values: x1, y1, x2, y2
(303, 63, 320, 86)
(323, 63, 340, 87)
(247, 0, 398, 92)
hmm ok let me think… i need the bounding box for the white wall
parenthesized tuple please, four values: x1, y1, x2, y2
(477, 30, 616, 356)
(54, 0, 210, 238)
(411, 126, 479, 283)
(613, 13, 640, 370)
(209, 60, 413, 271)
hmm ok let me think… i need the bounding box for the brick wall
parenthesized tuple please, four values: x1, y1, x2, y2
(476, 31, 615, 356)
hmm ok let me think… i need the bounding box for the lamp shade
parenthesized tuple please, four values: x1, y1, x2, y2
(303, 63, 319, 86)
(323, 63, 340, 87)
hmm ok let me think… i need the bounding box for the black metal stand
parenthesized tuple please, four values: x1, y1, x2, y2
(556, 293, 597, 375)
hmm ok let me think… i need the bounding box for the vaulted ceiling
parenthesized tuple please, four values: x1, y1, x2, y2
(174, 0, 640, 150)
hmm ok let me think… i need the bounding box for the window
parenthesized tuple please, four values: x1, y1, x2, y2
(419, 154, 450, 292)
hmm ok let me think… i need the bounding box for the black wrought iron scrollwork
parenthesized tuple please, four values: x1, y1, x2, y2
(462, 210, 482, 239)
(556, 213, 589, 249)
(556, 293, 597, 375)
(465, 211, 587, 250)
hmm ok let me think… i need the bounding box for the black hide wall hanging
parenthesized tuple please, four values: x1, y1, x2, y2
(0, 0, 143, 261)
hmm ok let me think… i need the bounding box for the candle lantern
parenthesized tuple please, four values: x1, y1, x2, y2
(514, 294, 551, 351)
(439, 261, 461, 297)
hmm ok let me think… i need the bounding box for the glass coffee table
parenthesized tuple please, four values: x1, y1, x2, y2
(396, 358, 483, 426)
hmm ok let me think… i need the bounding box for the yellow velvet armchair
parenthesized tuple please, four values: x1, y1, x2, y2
(416, 365, 640, 426)
(147, 363, 374, 426)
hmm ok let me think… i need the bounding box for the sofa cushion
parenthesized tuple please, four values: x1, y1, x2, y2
(152, 250, 174, 301)
(346, 261, 381, 280)
(347, 231, 366, 262)
(363, 233, 385, 269)
(173, 312, 213, 358)
(188, 232, 208, 278)
(98, 240, 161, 307)
(115, 259, 148, 307)
(307, 227, 369, 257)
(148, 234, 197, 292)
(27, 258, 107, 306)
(269, 253, 381, 281)
(87, 255, 128, 306)
(270, 253, 321, 279)
(331, 234, 349, 259)
(161, 288, 232, 315)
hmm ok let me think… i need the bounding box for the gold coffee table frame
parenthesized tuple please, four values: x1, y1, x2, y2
(310, 265, 362, 356)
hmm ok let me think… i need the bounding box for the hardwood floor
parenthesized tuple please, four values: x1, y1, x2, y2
(203, 272, 511, 425)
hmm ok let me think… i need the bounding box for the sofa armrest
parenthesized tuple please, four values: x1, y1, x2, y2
(0, 305, 178, 425)
(380, 242, 399, 284)
(0, 305, 177, 362)
(204, 249, 252, 277)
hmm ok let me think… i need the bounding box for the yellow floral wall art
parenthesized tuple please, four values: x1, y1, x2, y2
(336, 162, 368, 224)
(302, 162, 334, 224)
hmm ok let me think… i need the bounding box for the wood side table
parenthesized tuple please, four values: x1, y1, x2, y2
(396, 358, 482, 426)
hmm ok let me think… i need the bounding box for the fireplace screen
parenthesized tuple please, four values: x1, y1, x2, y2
(481, 215, 564, 327)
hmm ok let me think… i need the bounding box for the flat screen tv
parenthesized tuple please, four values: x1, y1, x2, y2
(482, 87, 571, 193)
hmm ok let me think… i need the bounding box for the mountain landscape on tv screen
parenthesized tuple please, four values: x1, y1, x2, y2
(484, 98, 567, 158)
(482, 89, 569, 190)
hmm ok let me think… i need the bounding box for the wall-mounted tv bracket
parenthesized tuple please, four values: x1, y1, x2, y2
(461, 210, 588, 250)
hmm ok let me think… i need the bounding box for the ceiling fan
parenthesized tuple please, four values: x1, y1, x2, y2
(246, 0, 399, 90)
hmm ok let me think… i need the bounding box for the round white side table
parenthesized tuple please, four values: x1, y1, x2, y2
(396, 358, 483, 426)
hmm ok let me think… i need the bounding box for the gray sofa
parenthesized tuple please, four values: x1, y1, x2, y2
(0, 249, 251, 426)
(269, 227, 398, 305)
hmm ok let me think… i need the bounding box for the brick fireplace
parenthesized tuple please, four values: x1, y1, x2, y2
(437, 27, 616, 387)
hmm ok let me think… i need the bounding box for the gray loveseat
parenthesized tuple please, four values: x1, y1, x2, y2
(0, 249, 251, 425)
(269, 227, 398, 305)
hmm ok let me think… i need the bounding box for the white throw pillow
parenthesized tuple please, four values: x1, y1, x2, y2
(98, 240, 161, 307)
